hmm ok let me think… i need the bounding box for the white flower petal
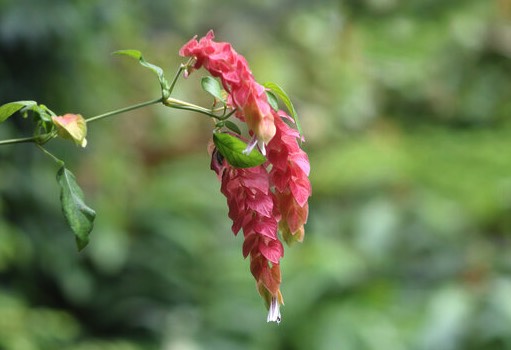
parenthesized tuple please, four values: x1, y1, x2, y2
(266, 296, 281, 324)
(242, 136, 258, 155)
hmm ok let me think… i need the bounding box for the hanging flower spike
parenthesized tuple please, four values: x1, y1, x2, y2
(180, 30, 276, 152)
(195, 31, 312, 323)
(210, 143, 284, 322)
(0, 31, 311, 325)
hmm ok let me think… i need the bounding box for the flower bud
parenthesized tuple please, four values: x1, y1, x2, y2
(52, 113, 87, 147)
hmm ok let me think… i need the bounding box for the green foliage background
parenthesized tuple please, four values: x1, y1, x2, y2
(1, 0, 511, 349)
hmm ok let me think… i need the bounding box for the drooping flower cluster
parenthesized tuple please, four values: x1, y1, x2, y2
(179, 30, 275, 154)
(210, 153, 284, 321)
(181, 31, 311, 323)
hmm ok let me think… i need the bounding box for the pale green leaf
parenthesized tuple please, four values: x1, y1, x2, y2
(0, 101, 37, 123)
(114, 50, 170, 98)
(201, 76, 226, 103)
(265, 91, 279, 112)
(113, 49, 143, 60)
(263, 82, 303, 138)
(213, 133, 266, 168)
(224, 120, 242, 135)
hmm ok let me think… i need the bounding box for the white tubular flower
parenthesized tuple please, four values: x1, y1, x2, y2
(266, 296, 281, 324)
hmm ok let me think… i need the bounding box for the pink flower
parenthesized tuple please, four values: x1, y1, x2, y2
(211, 150, 285, 316)
(180, 30, 276, 151)
(191, 31, 312, 322)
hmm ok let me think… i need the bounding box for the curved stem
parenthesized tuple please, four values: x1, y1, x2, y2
(0, 135, 39, 146)
(0, 98, 163, 146)
(164, 97, 231, 119)
(0, 130, 57, 146)
(164, 97, 214, 114)
(216, 108, 237, 121)
(0, 94, 234, 146)
(166, 104, 219, 118)
(168, 66, 184, 97)
(85, 97, 163, 124)
(168, 60, 189, 95)
(37, 144, 64, 166)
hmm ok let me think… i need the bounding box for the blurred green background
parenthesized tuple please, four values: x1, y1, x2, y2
(1, 0, 511, 349)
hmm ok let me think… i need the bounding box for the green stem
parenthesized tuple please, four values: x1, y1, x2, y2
(0, 98, 163, 146)
(0, 135, 39, 146)
(164, 97, 213, 114)
(85, 97, 163, 124)
(0, 94, 233, 146)
(37, 144, 64, 166)
(168, 61, 187, 95)
(217, 108, 237, 121)
(0, 130, 57, 146)
(164, 97, 230, 119)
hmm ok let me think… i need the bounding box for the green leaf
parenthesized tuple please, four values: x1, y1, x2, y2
(57, 166, 96, 251)
(35, 104, 55, 122)
(0, 101, 37, 123)
(263, 82, 303, 138)
(114, 50, 170, 99)
(265, 91, 279, 112)
(213, 133, 266, 168)
(113, 49, 143, 60)
(224, 120, 242, 135)
(201, 76, 226, 103)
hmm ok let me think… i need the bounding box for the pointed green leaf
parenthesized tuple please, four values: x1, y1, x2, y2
(57, 166, 96, 251)
(0, 101, 37, 123)
(113, 49, 143, 60)
(114, 50, 170, 98)
(201, 76, 226, 103)
(263, 82, 303, 138)
(213, 133, 266, 168)
(265, 91, 279, 112)
(224, 120, 242, 135)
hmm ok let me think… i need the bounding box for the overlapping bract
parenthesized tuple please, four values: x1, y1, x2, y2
(180, 30, 276, 150)
(181, 31, 311, 322)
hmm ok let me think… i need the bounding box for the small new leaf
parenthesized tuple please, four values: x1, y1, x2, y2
(113, 49, 143, 60)
(57, 166, 96, 251)
(35, 104, 55, 122)
(201, 76, 226, 103)
(114, 50, 170, 99)
(0, 101, 37, 123)
(263, 82, 303, 139)
(265, 91, 279, 112)
(224, 120, 242, 135)
(213, 133, 266, 168)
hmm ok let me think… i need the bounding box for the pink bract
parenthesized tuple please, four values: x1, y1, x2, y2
(186, 31, 311, 321)
(180, 30, 276, 146)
